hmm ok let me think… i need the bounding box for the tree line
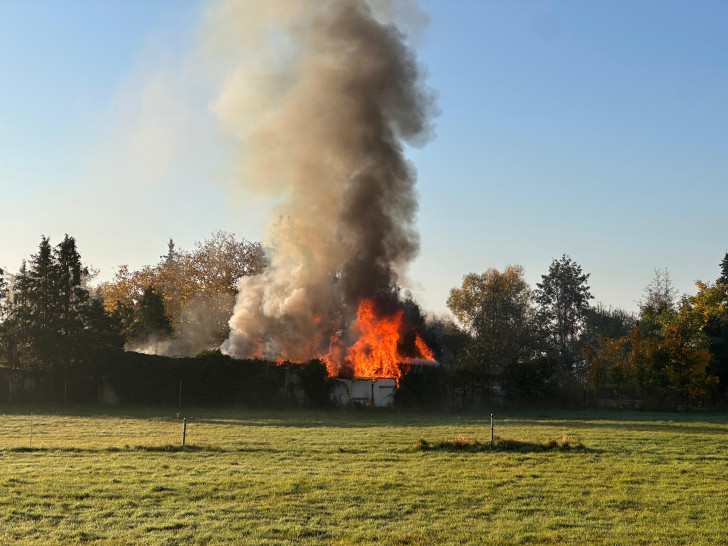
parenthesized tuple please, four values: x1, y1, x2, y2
(0, 232, 265, 369)
(1, 233, 727, 410)
(436, 254, 728, 410)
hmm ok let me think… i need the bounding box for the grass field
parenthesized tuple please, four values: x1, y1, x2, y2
(0, 406, 727, 544)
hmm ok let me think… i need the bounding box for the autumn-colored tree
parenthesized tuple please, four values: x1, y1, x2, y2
(100, 231, 267, 354)
(676, 278, 728, 395)
(447, 265, 539, 392)
(584, 334, 632, 399)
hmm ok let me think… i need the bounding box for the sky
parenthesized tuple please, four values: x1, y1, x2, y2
(1, 1, 726, 318)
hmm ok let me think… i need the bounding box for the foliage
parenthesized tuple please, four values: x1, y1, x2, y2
(97, 352, 284, 407)
(719, 251, 728, 285)
(0, 267, 7, 321)
(638, 268, 679, 338)
(501, 356, 556, 400)
(585, 321, 718, 409)
(0, 235, 119, 370)
(581, 304, 635, 346)
(299, 359, 331, 407)
(447, 265, 538, 389)
(101, 231, 266, 354)
(535, 255, 593, 376)
(127, 287, 173, 347)
(395, 365, 446, 409)
(421, 315, 469, 367)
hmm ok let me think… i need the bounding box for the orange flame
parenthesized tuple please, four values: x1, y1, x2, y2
(347, 300, 403, 378)
(323, 299, 436, 380)
(415, 333, 435, 361)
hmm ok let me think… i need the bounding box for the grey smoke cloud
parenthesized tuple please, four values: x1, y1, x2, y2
(209, 0, 436, 365)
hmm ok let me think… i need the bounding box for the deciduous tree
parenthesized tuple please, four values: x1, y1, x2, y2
(101, 231, 267, 354)
(448, 265, 538, 392)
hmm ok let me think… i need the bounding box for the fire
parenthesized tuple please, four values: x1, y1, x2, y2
(347, 300, 403, 378)
(323, 298, 435, 380)
(415, 333, 435, 361)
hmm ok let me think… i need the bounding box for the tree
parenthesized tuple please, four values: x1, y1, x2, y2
(26, 236, 57, 365)
(1, 236, 122, 370)
(582, 304, 635, 344)
(54, 235, 90, 367)
(584, 333, 632, 400)
(0, 267, 8, 328)
(580, 304, 635, 394)
(1, 261, 32, 368)
(0, 267, 8, 364)
(679, 279, 728, 395)
(80, 297, 126, 363)
(127, 287, 173, 347)
(719, 252, 728, 286)
(639, 268, 679, 338)
(101, 231, 267, 355)
(447, 265, 539, 393)
(535, 255, 593, 378)
(299, 359, 331, 407)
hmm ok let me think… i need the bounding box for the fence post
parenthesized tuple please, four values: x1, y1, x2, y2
(182, 418, 187, 447)
(30, 412, 33, 448)
(490, 413, 494, 447)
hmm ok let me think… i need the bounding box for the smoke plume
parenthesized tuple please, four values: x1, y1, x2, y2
(210, 0, 436, 366)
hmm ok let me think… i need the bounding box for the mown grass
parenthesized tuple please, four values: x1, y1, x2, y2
(0, 406, 727, 544)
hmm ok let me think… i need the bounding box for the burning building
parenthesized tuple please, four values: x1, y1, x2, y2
(212, 0, 438, 388)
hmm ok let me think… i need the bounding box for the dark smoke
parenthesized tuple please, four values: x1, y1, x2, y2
(211, 0, 436, 364)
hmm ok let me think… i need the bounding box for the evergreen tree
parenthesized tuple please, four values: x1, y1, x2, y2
(54, 235, 90, 366)
(0, 267, 7, 364)
(128, 287, 173, 345)
(1, 236, 115, 369)
(0, 266, 7, 322)
(718, 252, 728, 286)
(26, 236, 58, 365)
(81, 297, 126, 363)
(535, 255, 593, 378)
(3, 261, 33, 367)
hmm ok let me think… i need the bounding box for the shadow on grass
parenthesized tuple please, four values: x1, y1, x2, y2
(3, 444, 237, 454)
(415, 435, 590, 453)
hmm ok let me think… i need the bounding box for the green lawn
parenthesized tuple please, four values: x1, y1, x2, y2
(0, 406, 726, 544)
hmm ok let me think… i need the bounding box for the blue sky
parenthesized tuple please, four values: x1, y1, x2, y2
(1, 1, 726, 316)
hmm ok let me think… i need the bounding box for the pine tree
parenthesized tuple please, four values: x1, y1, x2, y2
(128, 287, 173, 345)
(54, 235, 90, 366)
(718, 252, 728, 286)
(26, 236, 58, 365)
(4, 261, 33, 367)
(535, 255, 593, 378)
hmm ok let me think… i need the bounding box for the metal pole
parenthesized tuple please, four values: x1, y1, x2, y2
(182, 418, 187, 447)
(30, 412, 33, 448)
(490, 413, 494, 447)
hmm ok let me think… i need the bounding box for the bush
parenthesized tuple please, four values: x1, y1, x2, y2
(299, 359, 331, 407)
(395, 365, 446, 409)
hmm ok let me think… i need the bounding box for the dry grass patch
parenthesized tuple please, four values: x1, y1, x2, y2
(416, 433, 584, 452)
